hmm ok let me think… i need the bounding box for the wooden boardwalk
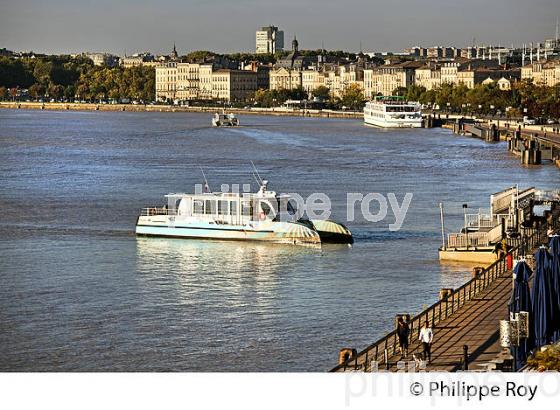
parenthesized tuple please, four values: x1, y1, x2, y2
(387, 272, 512, 371)
(334, 270, 513, 372)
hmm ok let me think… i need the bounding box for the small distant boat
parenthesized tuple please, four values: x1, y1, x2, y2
(363, 96, 422, 128)
(136, 178, 352, 245)
(212, 111, 239, 127)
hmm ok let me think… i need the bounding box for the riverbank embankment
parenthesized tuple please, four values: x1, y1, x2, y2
(0, 101, 364, 119)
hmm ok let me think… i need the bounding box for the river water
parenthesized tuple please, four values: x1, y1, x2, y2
(0, 109, 558, 371)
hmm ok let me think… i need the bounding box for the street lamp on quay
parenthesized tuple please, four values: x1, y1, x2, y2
(463, 203, 469, 249)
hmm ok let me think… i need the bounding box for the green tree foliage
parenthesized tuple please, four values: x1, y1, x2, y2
(48, 84, 64, 100)
(224, 52, 276, 65)
(74, 65, 155, 101)
(404, 85, 427, 102)
(28, 83, 45, 99)
(182, 50, 216, 63)
(253, 87, 308, 107)
(312, 85, 330, 100)
(0, 55, 155, 101)
(339, 83, 365, 110)
(527, 345, 560, 371)
(0, 57, 35, 88)
(397, 81, 560, 119)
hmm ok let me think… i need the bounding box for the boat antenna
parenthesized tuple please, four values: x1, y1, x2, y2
(199, 166, 210, 193)
(251, 161, 264, 185)
(251, 171, 261, 187)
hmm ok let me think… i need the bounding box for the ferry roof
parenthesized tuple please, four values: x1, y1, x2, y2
(374, 95, 404, 101)
(368, 96, 420, 105)
(164, 190, 284, 200)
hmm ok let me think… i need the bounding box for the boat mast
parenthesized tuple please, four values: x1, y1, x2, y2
(462, 203, 469, 250)
(439, 202, 446, 250)
(251, 161, 264, 187)
(199, 166, 210, 193)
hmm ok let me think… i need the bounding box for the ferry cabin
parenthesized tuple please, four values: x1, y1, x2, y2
(141, 191, 296, 226)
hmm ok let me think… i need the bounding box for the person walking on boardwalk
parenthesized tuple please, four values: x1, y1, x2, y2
(419, 321, 433, 364)
(396, 317, 410, 359)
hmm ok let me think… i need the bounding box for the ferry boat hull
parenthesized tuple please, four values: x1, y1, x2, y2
(363, 117, 423, 128)
(438, 247, 497, 265)
(311, 219, 354, 244)
(136, 218, 322, 245)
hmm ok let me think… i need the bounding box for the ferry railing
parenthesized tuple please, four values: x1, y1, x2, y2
(140, 207, 176, 216)
(447, 232, 491, 248)
(330, 216, 557, 373)
(465, 213, 513, 230)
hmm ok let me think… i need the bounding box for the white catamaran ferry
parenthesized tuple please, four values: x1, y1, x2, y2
(136, 180, 353, 245)
(212, 111, 239, 127)
(363, 96, 422, 128)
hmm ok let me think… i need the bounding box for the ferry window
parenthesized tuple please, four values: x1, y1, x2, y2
(218, 200, 228, 215)
(260, 201, 272, 216)
(193, 200, 204, 214)
(205, 200, 215, 215)
(231, 201, 238, 216)
(287, 199, 298, 215)
(242, 201, 252, 216)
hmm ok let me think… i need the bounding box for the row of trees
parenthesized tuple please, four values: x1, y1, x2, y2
(252, 80, 560, 118)
(252, 83, 365, 110)
(154, 49, 383, 67)
(394, 81, 560, 119)
(0, 55, 155, 102)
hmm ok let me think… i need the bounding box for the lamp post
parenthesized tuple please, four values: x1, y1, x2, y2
(500, 311, 530, 372)
(463, 203, 469, 249)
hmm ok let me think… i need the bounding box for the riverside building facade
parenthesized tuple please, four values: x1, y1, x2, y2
(521, 60, 560, 86)
(156, 62, 257, 102)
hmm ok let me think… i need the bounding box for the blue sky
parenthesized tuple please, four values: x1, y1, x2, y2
(1, 0, 559, 55)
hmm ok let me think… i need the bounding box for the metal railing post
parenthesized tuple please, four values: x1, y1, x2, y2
(431, 307, 435, 328)
(384, 349, 389, 370)
(451, 292, 454, 314)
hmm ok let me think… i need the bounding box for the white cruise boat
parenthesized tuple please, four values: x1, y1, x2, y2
(136, 180, 353, 245)
(363, 96, 422, 128)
